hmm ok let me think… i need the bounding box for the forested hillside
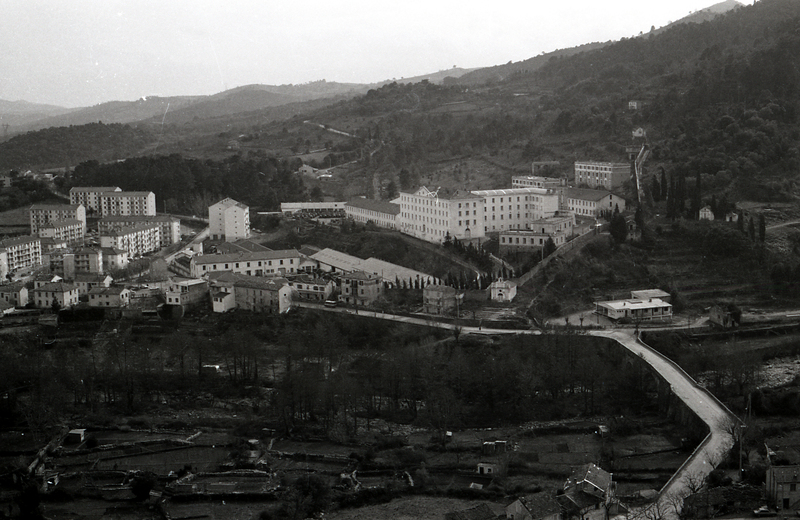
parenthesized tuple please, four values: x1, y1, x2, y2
(0, 122, 153, 171)
(66, 153, 308, 214)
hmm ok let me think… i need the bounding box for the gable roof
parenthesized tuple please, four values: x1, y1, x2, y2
(345, 197, 400, 215)
(566, 463, 612, 493)
(514, 493, 563, 519)
(444, 503, 496, 520)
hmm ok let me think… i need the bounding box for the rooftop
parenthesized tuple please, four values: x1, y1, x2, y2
(345, 197, 400, 215)
(566, 188, 624, 202)
(193, 249, 300, 265)
(596, 298, 672, 311)
(70, 186, 121, 192)
(212, 197, 248, 210)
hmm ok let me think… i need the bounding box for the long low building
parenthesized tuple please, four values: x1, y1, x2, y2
(344, 198, 400, 229)
(594, 298, 672, 321)
(191, 249, 301, 278)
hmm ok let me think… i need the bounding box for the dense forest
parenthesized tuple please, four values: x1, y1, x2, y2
(0, 122, 152, 171)
(64, 153, 309, 214)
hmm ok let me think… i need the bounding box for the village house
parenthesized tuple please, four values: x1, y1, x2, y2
(340, 270, 382, 306)
(33, 282, 79, 309)
(72, 273, 113, 296)
(287, 274, 336, 302)
(233, 276, 292, 314)
(0, 282, 28, 307)
(423, 285, 460, 315)
(557, 463, 613, 520)
(699, 206, 715, 221)
(101, 247, 129, 272)
(766, 446, 800, 512)
(88, 286, 131, 307)
(166, 279, 209, 306)
(565, 188, 626, 218)
(506, 493, 563, 520)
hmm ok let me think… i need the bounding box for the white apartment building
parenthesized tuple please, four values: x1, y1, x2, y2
(38, 219, 85, 246)
(398, 187, 485, 244)
(99, 191, 156, 217)
(98, 215, 180, 248)
(99, 223, 161, 257)
(69, 187, 121, 213)
(574, 161, 631, 190)
(470, 188, 561, 233)
(191, 249, 301, 278)
(209, 197, 250, 242)
(499, 214, 575, 252)
(344, 198, 400, 229)
(29, 203, 86, 235)
(566, 188, 627, 218)
(0, 236, 42, 271)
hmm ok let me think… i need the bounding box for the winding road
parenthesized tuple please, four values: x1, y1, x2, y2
(297, 302, 738, 517)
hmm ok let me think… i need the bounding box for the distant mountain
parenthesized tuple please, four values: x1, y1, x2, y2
(646, 0, 744, 37)
(0, 99, 73, 131)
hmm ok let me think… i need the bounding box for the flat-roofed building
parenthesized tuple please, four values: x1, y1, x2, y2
(399, 187, 485, 244)
(69, 186, 121, 213)
(470, 187, 560, 233)
(499, 214, 575, 252)
(98, 215, 180, 248)
(29, 203, 86, 235)
(0, 235, 42, 271)
(191, 249, 300, 278)
(99, 191, 156, 217)
(512, 175, 565, 189)
(99, 223, 161, 257)
(574, 161, 631, 190)
(38, 219, 85, 246)
(594, 297, 672, 321)
(344, 198, 400, 229)
(210, 197, 250, 242)
(166, 278, 209, 306)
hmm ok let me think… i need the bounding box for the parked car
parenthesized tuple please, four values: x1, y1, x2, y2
(754, 506, 777, 517)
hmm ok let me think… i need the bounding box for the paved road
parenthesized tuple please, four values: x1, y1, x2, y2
(295, 303, 737, 517)
(590, 329, 737, 518)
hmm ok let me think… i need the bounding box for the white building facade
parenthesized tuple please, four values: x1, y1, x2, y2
(574, 161, 631, 190)
(399, 187, 485, 244)
(210, 197, 250, 242)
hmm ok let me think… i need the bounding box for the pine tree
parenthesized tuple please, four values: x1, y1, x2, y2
(759, 214, 766, 242)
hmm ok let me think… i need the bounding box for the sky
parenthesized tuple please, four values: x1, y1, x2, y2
(0, 0, 750, 108)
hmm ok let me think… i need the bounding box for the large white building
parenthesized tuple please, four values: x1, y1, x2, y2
(210, 198, 250, 242)
(99, 223, 161, 257)
(0, 235, 42, 271)
(69, 187, 121, 213)
(29, 203, 86, 235)
(99, 191, 156, 217)
(70, 187, 156, 216)
(470, 187, 561, 233)
(399, 187, 485, 244)
(38, 219, 85, 246)
(574, 161, 631, 190)
(98, 215, 181, 248)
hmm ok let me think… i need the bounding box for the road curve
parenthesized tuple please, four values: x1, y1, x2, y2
(590, 329, 737, 517)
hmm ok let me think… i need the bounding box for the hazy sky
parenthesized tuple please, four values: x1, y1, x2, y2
(0, 0, 747, 108)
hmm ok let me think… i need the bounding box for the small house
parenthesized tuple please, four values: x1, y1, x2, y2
(506, 493, 563, 520)
(699, 206, 714, 221)
(490, 279, 517, 302)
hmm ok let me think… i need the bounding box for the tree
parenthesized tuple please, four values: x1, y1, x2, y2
(759, 213, 766, 242)
(651, 176, 661, 202)
(610, 214, 628, 244)
(543, 237, 557, 258)
(748, 217, 756, 241)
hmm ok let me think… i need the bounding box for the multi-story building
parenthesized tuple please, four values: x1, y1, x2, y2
(281, 201, 346, 214)
(344, 198, 400, 229)
(38, 219, 85, 246)
(99, 191, 156, 217)
(69, 186, 121, 213)
(233, 276, 292, 313)
(101, 247, 128, 272)
(71, 247, 104, 274)
(574, 161, 631, 190)
(398, 187, 485, 244)
(340, 270, 382, 306)
(99, 223, 161, 257)
(191, 249, 301, 278)
(470, 188, 561, 233)
(88, 286, 131, 307)
(566, 188, 627, 218)
(423, 285, 459, 315)
(166, 279, 209, 306)
(29, 203, 86, 235)
(499, 214, 575, 252)
(209, 197, 250, 242)
(287, 274, 336, 302)
(73, 273, 113, 296)
(32, 282, 79, 309)
(0, 236, 42, 271)
(98, 215, 181, 248)
(0, 282, 28, 307)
